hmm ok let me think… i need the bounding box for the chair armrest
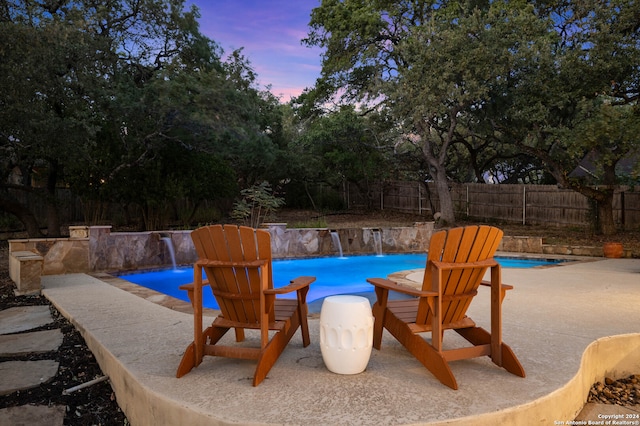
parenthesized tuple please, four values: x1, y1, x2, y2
(430, 258, 499, 271)
(179, 280, 210, 292)
(195, 259, 267, 268)
(265, 276, 315, 295)
(480, 280, 514, 291)
(367, 277, 438, 298)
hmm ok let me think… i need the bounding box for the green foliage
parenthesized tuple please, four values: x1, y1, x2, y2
(304, 0, 640, 233)
(304, 0, 557, 222)
(189, 205, 225, 227)
(3, 0, 638, 237)
(288, 105, 390, 208)
(564, 100, 640, 183)
(500, 0, 640, 234)
(231, 182, 285, 228)
(0, 0, 289, 233)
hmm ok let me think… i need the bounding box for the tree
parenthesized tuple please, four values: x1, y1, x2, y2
(304, 0, 551, 224)
(0, 12, 105, 235)
(306, 1, 639, 233)
(1, 1, 287, 234)
(500, 0, 640, 235)
(292, 106, 389, 208)
(231, 181, 285, 228)
(0, 0, 209, 235)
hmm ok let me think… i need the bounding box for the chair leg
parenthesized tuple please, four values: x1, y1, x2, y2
(176, 342, 196, 378)
(406, 331, 458, 390)
(455, 327, 525, 377)
(234, 328, 245, 342)
(500, 344, 526, 377)
(299, 305, 311, 347)
(177, 325, 231, 378)
(205, 325, 231, 345)
(253, 325, 296, 386)
(372, 303, 385, 350)
(384, 314, 458, 389)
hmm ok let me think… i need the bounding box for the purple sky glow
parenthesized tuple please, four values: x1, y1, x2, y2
(187, 1, 323, 101)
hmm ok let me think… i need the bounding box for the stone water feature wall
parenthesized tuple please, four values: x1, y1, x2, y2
(266, 223, 435, 258)
(8, 222, 436, 279)
(88, 226, 196, 272)
(8, 221, 606, 292)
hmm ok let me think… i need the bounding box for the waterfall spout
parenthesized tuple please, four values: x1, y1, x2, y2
(372, 230, 383, 256)
(330, 231, 345, 258)
(160, 236, 178, 270)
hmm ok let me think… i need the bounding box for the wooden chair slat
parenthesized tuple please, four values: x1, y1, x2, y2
(209, 225, 244, 321)
(225, 226, 256, 323)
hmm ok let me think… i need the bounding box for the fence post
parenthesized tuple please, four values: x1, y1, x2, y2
(621, 191, 625, 227)
(466, 185, 470, 217)
(522, 186, 526, 225)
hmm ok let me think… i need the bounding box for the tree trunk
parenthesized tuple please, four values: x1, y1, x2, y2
(418, 120, 457, 226)
(0, 197, 43, 237)
(596, 192, 617, 236)
(432, 164, 456, 225)
(421, 180, 438, 216)
(597, 162, 618, 236)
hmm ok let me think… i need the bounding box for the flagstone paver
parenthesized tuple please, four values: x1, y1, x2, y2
(0, 306, 52, 335)
(0, 329, 63, 357)
(0, 404, 65, 426)
(0, 360, 60, 396)
(0, 304, 64, 425)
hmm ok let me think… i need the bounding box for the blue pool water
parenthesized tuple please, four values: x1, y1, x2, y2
(118, 254, 563, 310)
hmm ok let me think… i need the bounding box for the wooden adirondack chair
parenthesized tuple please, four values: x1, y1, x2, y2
(367, 225, 525, 389)
(176, 224, 315, 386)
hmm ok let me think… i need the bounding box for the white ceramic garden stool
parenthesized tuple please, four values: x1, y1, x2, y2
(319, 295, 374, 374)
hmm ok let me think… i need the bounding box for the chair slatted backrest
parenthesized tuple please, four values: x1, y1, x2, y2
(418, 225, 503, 326)
(191, 225, 274, 325)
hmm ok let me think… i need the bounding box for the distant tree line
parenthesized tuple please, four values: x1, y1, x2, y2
(1, 0, 638, 236)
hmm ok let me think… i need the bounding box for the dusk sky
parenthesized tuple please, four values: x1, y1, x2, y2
(187, 1, 323, 101)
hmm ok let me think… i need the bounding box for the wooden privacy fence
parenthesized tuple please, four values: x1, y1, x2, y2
(345, 181, 640, 230)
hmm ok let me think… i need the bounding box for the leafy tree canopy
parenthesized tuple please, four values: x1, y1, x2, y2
(1, 0, 288, 232)
(303, 0, 639, 233)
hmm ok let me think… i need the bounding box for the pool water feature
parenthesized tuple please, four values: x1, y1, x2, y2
(117, 254, 564, 310)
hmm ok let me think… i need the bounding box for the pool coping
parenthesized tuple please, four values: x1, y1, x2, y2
(38, 256, 640, 425)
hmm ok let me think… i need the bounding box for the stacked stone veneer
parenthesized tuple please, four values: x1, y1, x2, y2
(11, 221, 607, 291)
(9, 226, 90, 276)
(265, 222, 435, 258)
(8, 223, 436, 280)
(88, 226, 196, 272)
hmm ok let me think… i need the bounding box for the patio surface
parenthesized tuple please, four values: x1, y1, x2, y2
(40, 257, 640, 425)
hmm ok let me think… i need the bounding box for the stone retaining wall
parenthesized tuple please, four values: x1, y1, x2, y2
(9, 222, 613, 289)
(266, 222, 434, 258)
(9, 222, 437, 277)
(8, 226, 90, 276)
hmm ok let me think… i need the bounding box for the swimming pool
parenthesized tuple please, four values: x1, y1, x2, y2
(117, 254, 563, 310)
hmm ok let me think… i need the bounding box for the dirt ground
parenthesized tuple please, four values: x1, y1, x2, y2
(0, 210, 638, 423)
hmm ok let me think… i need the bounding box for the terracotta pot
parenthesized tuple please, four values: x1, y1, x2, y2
(603, 242, 624, 258)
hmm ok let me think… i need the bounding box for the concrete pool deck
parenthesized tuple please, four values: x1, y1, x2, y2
(40, 257, 640, 425)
